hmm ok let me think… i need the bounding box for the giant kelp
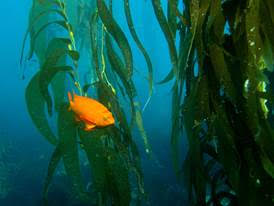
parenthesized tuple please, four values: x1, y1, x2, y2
(21, 0, 152, 205)
(153, 0, 274, 205)
(21, 0, 274, 205)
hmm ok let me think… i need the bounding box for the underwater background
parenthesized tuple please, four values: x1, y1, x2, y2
(0, 1, 187, 205)
(1, 0, 274, 206)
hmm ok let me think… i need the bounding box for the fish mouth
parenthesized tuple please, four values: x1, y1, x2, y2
(102, 114, 115, 125)
(105, 118, 115, 126)
(108, 118, 115, 125)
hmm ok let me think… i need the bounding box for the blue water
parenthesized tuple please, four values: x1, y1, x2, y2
(0, 1, 188, 205)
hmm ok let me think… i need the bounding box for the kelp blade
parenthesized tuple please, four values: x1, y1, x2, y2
(79, 130, 131, 206)
(25, 72, 57, 145)
(97, 0, 133, 80)
(57, 104, 90, 202)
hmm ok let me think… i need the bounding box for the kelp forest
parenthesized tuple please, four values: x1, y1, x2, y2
(20, 0, 274, 205)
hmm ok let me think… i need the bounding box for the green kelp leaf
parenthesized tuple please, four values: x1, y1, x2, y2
(43, 142, 63, 204)
(96, 82, 116, 108)
(195, 0, 211, 34)
(58, 104, 89, 202)
(105, 34, 136, 99)
(175, 3, 197, 85)
(167, 0, 179, 37)
(51, 72, 66, 112)
(97, 0, 133, 79)
(209, 44, 236, 101)
(39, 66, 73, 116)
(171, 1, 188, 26)
(75, 2, 94, 51)
(82, 84, 94, 96)
(79, 129, 132, 205)
(197, 75, 210, 118)
(156, 17, 193, 85)
(20, 8, 67, 65)
(134, 102, 151, 155)
(112, 106, 132, 142)
(208, 0, 225, 44)
(82, 81, 100, 96)
(181, 78, 210, 202)
(246, 0, 263, 66)
(78, 130, 108, 196)
(152, 0, 178, 80)
(243, 1, 262, 140)
(245, 0, 266, 81)
(262, 36, 274, 72)
(96, 83, 135, 139)
(56, 1, 65, 9)
(28, 21, 72, 60)
(182, 140, 207, 204)
(182, 76, 206, 134)
(261, 2, 274, 69)
(89, 11, 102, 81)
(39, 38, 77, 115)
(105, 34, 136, 127)
(189, 0, 199, 35)
(44, 38, 72, 58)
(25, 72, 57, 145)
(265, 0, 274, 24)
(181, 82, 198, 138)
(115, 80, 127, 99)
(256, 123, 274, 178)
(43, 103, 89, 205)
(178, 31, 194, 84)
(124, 0, 153, 97)
(106, 148, 131, 206)
(213, 105, 240, 190)
(67, 50, 80, 61)
(217, 138, 240, 191)
(25, 1, 49, 65)
(257, 91, 274, 105)
(183, 0, 199, 79)
(38, 0, 62, 7)
(64, 0, 78, 33)
(49, 41, 71, 113)
(30, 9, 67, 26)
(206, 0, 225, 43)
(195, 0, 211, 69)
(181, 152, 192, 199)
(157, 68, 174, 84)
(170, 84, 181, 175)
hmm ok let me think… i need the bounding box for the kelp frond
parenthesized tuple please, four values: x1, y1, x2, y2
(157, 0, 274, 205)
(22, 0, 151, 205)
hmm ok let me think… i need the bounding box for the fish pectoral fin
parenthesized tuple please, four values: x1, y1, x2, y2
(84, 123, 96, 131)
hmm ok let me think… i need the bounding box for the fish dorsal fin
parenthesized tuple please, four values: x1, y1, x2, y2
(68, 90, 77, 102)
(68, 91, 76, 109)
(68, 91, 73, 102)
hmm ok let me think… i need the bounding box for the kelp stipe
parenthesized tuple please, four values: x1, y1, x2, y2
(22, 0, 152, 205)
(153, 0, 274, 205)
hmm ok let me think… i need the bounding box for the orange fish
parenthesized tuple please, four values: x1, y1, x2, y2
(68, 92, 115, 131)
